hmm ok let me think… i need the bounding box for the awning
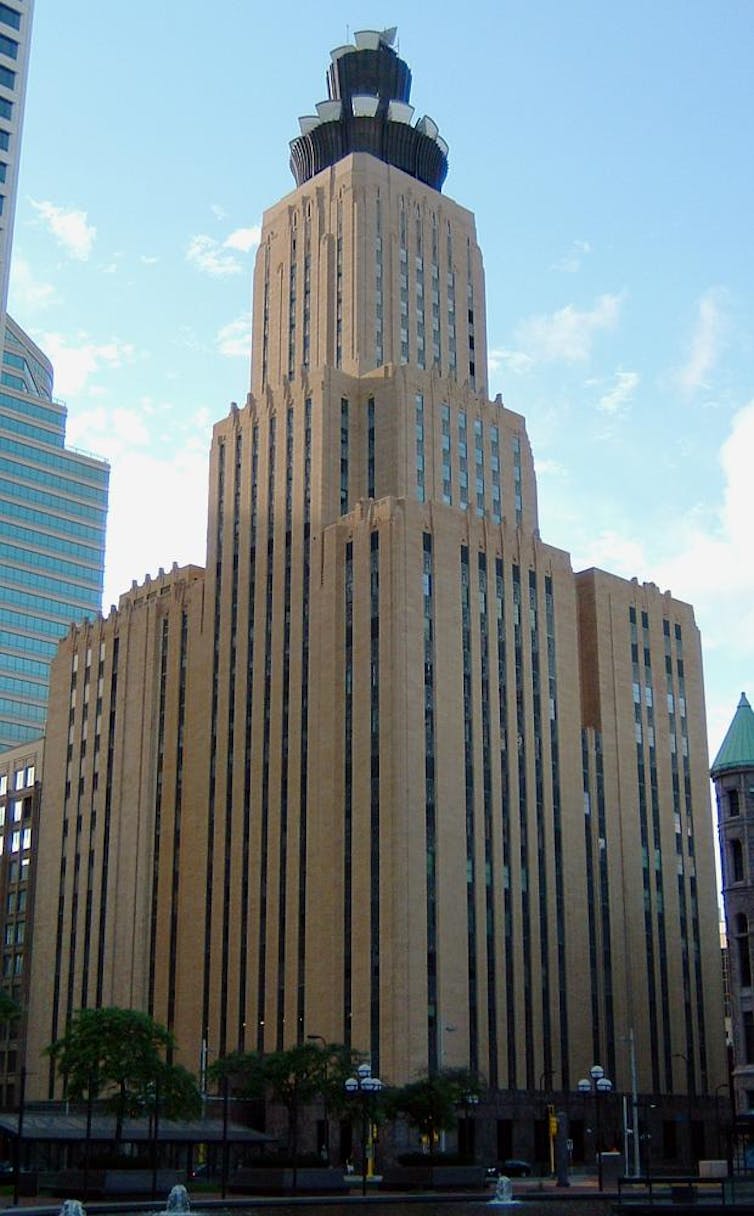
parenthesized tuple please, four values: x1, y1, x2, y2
(0, 1112, 274, 1145)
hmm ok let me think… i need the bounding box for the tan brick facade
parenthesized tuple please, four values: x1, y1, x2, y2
(26, 43, 725, 1117)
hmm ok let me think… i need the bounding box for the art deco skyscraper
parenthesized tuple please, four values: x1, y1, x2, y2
(28, 31, 726, 1133)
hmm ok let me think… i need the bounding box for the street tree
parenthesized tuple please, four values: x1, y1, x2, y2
(386, 1068, 482, 1159)
(47, 1007, 201, 1150)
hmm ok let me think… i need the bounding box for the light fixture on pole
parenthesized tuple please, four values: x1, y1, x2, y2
(345, 1062, 383, 1195)
(577, 1065, 613, 1190)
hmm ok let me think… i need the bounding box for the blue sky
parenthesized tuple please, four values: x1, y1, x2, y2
(9, 1, 754, 755)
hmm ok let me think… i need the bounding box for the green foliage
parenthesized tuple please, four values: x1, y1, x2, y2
(46, 1007, 201, 1143)
(386, 1068, 482, 1155)
(210, 1040, 366, 1158)
(315, 1043, 368, 1118)
(157, 1061, 203, 1121)
(208, 1049, 267, 1097)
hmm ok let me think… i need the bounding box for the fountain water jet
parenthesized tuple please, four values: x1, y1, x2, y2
(60, 1202, 86, 1216)
(488, 1175, 519, 1205)
(164, 1184, 191, 1213)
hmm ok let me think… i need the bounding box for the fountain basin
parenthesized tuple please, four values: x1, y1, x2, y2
(54, 1168, 185, 1197)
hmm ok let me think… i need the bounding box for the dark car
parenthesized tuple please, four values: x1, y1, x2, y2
(498, 1159, 532, 1177)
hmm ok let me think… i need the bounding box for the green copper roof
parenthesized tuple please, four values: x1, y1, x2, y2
(711, 692, 754, 777)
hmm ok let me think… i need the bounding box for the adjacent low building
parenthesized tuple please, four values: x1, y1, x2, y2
(712, 692, 754, 1118)
(0, 735, 41, 1108)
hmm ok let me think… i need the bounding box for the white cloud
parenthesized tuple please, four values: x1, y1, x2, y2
(576, 529, 649, 579)
(488, 347, 535, 376)
(677, 288, 726, 393)
(56, 397, 210, 607)
(210, 204, 227, 221)
(217, 313, 251, 358)
(140, 255, 159, 265)
(534, 456, 567, 477)
(38, 332, 136, 397)
(29, 198, 96, 260)
(66, 404, 150, 453)
(596, 370, 640, 416)
(513, 293, 622, 364)
(186, 235, 242, 277)
(551, 239, 591, 273)
(8, 255, 56, 311)
(224, 225, 261, 253)
(186, 223, 261, 277)
(101, 443, 209, 609)
(571, 401, 754, 669)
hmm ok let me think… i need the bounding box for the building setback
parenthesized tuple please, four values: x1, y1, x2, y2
(27, 30, 726, 1130)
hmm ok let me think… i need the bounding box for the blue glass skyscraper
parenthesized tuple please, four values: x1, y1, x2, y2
(0, 2, 109, 751)
(0, 315, 109, 749)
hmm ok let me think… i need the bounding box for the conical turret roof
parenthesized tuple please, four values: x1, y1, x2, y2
(711, 692, 754, 777)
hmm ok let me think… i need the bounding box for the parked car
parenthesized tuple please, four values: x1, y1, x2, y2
(492, 1159, 532, 1178)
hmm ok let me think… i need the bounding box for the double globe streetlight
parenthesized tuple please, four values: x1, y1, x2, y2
(345, 1062, 383, 1195)
(577, 1064, 613, 1190)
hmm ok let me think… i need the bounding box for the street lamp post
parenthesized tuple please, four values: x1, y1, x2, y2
(713, 1082, 728, 1161)
(345, 1062, 383, 1195)
(673, 1052, 693, 1168)
(459, 1091, 479, 1159)
(539, 1071, 558, 1175)
(306, 1035, 330, 1160)
(577, 1065, 613, 1190)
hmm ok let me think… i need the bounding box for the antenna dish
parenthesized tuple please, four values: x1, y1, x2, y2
(380, 27, 398, 47)
(298, 115, 320, 135)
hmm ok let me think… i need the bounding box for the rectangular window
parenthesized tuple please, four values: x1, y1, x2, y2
(340, 397, 349, 513)
(0, 98, 11, 119)
(0, 130, 8, 150)
(0, 65, 15, 89)
(458, 413, 468, 510)
(0, 33, 17, 58)
(415, 393, 425, 502)
(745, 1011, 754, 1064)
(0, 6, 21, 31)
